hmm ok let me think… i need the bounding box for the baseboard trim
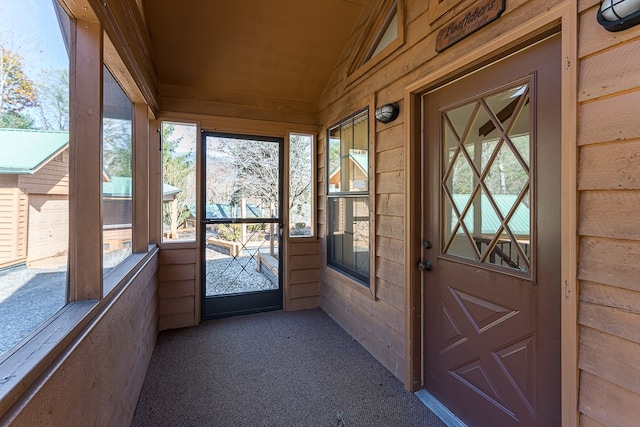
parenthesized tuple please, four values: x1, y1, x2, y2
(415, 389, 467, 427)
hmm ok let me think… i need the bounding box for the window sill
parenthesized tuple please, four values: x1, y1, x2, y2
(323, 264, 375, 300)
(0, 245, 158, 416)
(0, 300, 95, 416)
(103, 245, 162, 296)
(287, 235, 318, 241)
(158, 240, 198, 250)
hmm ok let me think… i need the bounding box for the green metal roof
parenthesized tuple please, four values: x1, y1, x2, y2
(102, 178, 182, 198)
(102, 176, 133, 198)
(328, 151, 369, 177)
(0, 129, 69, 174)
(349, 152, 368, 174)
(451, 194, 530, 236)
(187, 203, 264, 219)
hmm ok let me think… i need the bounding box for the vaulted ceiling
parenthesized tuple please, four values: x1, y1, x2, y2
(143, 0, 369, 122)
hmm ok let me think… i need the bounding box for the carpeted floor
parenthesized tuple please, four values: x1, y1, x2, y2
(131, 308, 446, 427)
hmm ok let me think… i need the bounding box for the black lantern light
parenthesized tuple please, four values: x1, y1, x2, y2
(597, 0, 640, 31)
(375, 103, 400, 124)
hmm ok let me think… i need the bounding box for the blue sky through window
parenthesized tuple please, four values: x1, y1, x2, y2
(0, 0, 68, 75)
(0, 0, 69, 130)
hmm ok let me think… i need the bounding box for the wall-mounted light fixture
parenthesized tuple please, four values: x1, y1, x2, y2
(597, 0, 640, 31)
(375, 103, 400, 124)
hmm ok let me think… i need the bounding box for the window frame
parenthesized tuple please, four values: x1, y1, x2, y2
(102, 63, 135, 279)
(0, 2, 154, 412)
(344, 0, 405, 86)
(159, 120, 199, 244)
(325, 104, 376, 295)
(287, 132, 316, 239)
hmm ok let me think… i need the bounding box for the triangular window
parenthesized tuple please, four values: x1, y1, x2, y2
(362, 3, 398, 65)
(346, 0, 404, 84)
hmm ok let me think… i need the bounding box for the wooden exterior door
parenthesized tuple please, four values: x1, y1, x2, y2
(421, 35, 561, 426)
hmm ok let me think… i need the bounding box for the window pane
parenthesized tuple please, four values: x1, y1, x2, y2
(328, 127, 341, 192)
(328, 197, 370, 284)
(289, 133, 313, 237)
(441, 84, 531, 273)
(327, 110, 370, 285)
(367, 5, 397, 60)
(204, 136, 280, 219)
(162, 122, 197, 242)
(350, 112, 369, 191)
(328, 110, 369, 194)
(102, 66, 133, 275)
(0, 0, 70, 358)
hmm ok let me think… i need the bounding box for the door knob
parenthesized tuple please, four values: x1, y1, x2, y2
(418, 261, 432, 271)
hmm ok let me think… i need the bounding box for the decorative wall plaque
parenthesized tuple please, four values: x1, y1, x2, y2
(435, 0, 506, 52)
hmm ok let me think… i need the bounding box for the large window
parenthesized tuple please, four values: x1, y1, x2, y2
(0, 0, 155, 410)
(102, 66, 133, 275)
(327, 110, 370, 285)
(289, 133, 314, 237)
(0, 0, 70, 359)
(161, 121, 197, 242)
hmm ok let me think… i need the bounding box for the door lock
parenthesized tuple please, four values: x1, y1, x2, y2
(418, 261, 432, 272)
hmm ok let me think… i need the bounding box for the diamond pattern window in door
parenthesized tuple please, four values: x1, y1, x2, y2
(441, 82, 532, 273)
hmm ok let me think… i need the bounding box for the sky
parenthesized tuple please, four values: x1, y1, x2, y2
(165, 122, 197, 156)
(0, 0, 69, 79)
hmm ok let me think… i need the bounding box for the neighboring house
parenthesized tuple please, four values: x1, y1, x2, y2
(0, 130, 180, 267)
(102, 175, 134, 254)
(0, 129, 69, 268)
(328, 151, 369, 192)
(107, 178, 186, 247)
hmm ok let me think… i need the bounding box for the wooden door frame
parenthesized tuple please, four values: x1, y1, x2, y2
(403, 2, 578, 425)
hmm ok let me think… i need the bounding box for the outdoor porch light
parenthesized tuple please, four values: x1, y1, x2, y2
(597, 0, 640, 31)
(375, 103, 400, 124)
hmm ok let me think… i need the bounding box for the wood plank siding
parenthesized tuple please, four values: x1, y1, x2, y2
(577, 0, 640, 421)
(318, 0, 573, 385)
(286, 239, 320, 311)
(18, 148, 69, 196)
(0, 188, 28, 267)
(3, 250, 159, 426)
(158, 246, 198, 330)
(23, 152, 70, 264)
(7, 0, 640, 423)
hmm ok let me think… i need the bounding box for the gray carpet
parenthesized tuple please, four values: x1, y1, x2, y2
(131, 308, 445, 427)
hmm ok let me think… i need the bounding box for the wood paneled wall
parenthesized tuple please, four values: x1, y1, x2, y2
(316, 0, 570, 386)
(1, 250, 159, 426)
(158, 245, 198, 330)
(576, 0, 640, 424)
(318, 112, 407, 381)
(285, 239, 320, 310)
